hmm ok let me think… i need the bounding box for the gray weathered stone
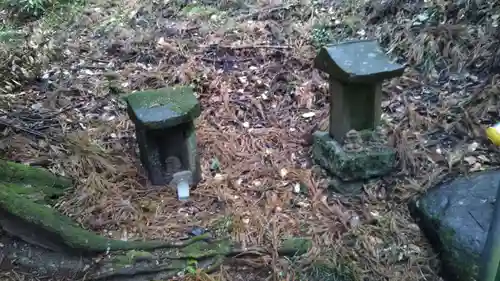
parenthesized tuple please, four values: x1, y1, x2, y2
(314, 40, 405, 84)
(314, 40, 404, 142)
(311, 130, 395, 182)
(124, 86, 202, 186)
(125, 86, 201, 129)
(409, 170, 500, 281)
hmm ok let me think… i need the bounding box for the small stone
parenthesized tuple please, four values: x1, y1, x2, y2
(470, 162, 482, 172)
(214, 173, 225, 182)
(356, 29, 366, 36)
(31, 103, 43, 111)
(301, 112, 316, 118)
(293, 183, 301, 194)
(189, 227, 207, 236)
(468, 142, 479, 152)
(464, 156, 477, 165)
(343, 143, 363, 153)
(370, 211, 381, 218)
(296, 201, 310, 208)
(280, 168, 288, 178)
(350, 215, 361, 227)
(235, 178, 243, 186)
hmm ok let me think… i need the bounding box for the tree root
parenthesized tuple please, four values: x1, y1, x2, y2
(0, 159, 312, 280)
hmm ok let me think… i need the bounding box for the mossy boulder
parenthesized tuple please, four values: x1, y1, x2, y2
(409, 170, 500, 281)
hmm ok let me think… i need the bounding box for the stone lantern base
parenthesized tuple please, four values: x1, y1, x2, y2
(311, 130, 396, 193)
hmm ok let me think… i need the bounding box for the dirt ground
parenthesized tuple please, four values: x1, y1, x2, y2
(1, 0, 500, 280)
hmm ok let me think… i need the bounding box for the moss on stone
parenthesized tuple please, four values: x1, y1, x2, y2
(1, 184, 220, 254)
(413, 199, 479, 281)
(312, 131, 395, 182)
(437, 226, 479, 281)
(185, 121, 202, 184)
(124, 86, 201, 129)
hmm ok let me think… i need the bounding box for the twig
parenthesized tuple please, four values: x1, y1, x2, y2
(237, 3, 300, 21)
(201, 57, 253, 64)
(0, 118, 61, 142)
(221, 45, 291, 50)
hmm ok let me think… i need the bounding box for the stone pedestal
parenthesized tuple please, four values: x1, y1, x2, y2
(312, 131, 395, 182)
(124, 86, 202, 186)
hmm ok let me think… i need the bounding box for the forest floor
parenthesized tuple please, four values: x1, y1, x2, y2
(1, 0, 500, 280)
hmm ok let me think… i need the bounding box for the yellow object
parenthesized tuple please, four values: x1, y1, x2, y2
(486, 123, 500, 146)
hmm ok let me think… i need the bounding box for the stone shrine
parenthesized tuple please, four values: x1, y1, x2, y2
(124, 86, 202, 197)
(312, 40, 405, 192)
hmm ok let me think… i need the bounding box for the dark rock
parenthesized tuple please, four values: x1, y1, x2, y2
(189, 226, 207, 237)
(409, 170, 500, 281)
(327, 177, 365, 196)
